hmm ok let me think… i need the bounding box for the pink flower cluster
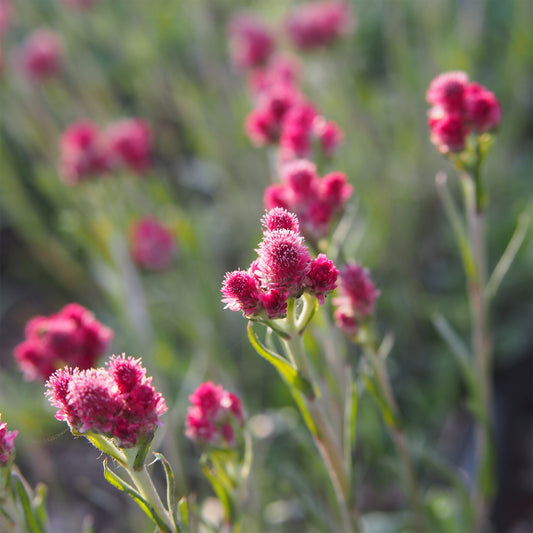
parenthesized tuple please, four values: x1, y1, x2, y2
(45, 354, 167, 448)
(17, 29, 63, 81)
(185, 382, 244, 448)
(0, 415, 17, 467)
(14, 303, 113, 382)
(59, 118, 152, 184)
(333, 262, 379, 337)
(130, 216, 176, 272)
(285, 1, 354, 50)
(222, 208, 338, 319)
(426, 71, 501, 154)
(264, 159, 353, 241)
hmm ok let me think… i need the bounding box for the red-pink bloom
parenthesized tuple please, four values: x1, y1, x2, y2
(313, 117, 344, 157)
(228, 12, 275, 71)
(304, 254, 338, 304)
(103, 119, 152, 174)
(285, 1, 353, 50)
(428, 108, 468, 153)
(0, 415, 18, 466)
(45, 355, 167, 447)
(333, 307, 358, 337)
(280, 103, 317, 160)
(130, 216, 175, 271)
(0, 0, 13, 37)
(185, 382, 244, 448)
(426, 71, 469, 113)
(14, 303, 113, 382)
(264, 183, 291, 211)
(247, 53, 302, 95)
(336, 262, 379, 316)
(259, 288, 289, 319)
(256, 228, 311, 295)
(262, 206, 300, 233)
(18, 29, 62, 81)
(320, 171, 353, 209)
(59, 120, 109, 184)
(221, 270, 262, 317)
(464, 82, 501, 133)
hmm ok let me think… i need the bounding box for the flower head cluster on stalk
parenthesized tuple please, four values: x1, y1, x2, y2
(14, 303, 113, 382)
(0, 415, 17, 467)
(185, 382, 245, 448)
(130, 216, 176, 272)
(45, 354, 167, 448)
(426, 71, 501, 154)
(333, 262, 380, 338)
(222, 208, 338, 320)
(59, 118, 152, 184)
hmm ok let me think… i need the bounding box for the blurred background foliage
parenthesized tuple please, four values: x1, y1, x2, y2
(0, 0, 531, 532)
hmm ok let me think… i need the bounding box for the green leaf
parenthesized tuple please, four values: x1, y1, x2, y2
(103, 459, 172, 533)
(11, 476, 45, 533)
(362, 374, 396, 429)
(85, 434, 127, 465)
(247, 322, 314, 398)
(201, 462, 236, 524)
(152, 453, 178, 529)
(177, 497, 189, 529)
(343, 370, 358, 502)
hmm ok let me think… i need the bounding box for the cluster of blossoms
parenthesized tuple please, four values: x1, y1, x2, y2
(264, 159, 353, 241)
(59, 118, 152, 184)
(130, 216, 176, 272)
(14, 303, 113, 382)
(426, 71, 501, 154)
(333, 262, 380, 337)
(222, 208, 338, 320)
(45, 355, 167, 448)
(17, 28, 63, 81)
(185, 382, 244, 448)
(0, 415, 17, 467)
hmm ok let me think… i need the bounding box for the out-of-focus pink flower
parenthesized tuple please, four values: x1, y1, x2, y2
(426, 71, 469, 113)
(18, 29, 63, 81)
(222, 208, 338, 319)
(46, 354, 167, 447)
(185, 382, 244, 447)
(464, 82, 501, 133)
(285, 1, 354, 50)
(247, 53, 302, 95)
(333, 262, 379, 337)
(14, 303, 113, 382)
(313, 117, 344, 157)
(59, 120, 109, 184)
(320, 171, 353, 208)
(428, 108, 468, 153)
(280, 102, 317, 160)
(228, 12, 275, 71)
(103, 119, 152, 174)
(0, 0, 13, 37)
(0, 415, 18, 466)
(130, 216, 175, 272)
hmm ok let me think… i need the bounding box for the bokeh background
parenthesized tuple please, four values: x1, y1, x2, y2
(0, 1, 532, 532)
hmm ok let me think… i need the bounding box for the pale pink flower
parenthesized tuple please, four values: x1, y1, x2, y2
(130, 217, 175, 271)
(0, 415, 18, 466)
(18, 29, 62, 81)
(14, 303, 113, 382)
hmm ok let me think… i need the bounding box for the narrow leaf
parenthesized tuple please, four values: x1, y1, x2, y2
(177, 497, 189, 528)
(12, 476, 44, 533)
(247, 322, 314, 398)
(362, 374, 396, 429)
(201, 463, 235, 524)
(343, 369, 357, 501)
(153, 453, 177, 525)
(103, 459, 172, 533)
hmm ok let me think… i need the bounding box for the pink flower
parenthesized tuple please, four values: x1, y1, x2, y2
(428, 108, 469, 153)
(0, 0, 13, 37)
(228, 12, 275, 71)
(45, 355, 167, 447)
(59, 120, 109, 184)
(14, 303, 113, 382)
(281, 159, 319, 203)
(320, 171, 353, 209)
(304, 254, 338, 304)
(247, 53, 302, 95)
(261, 207, 300, 233)
(256, 228, 311, 295)
(103, 119, 153, 174)
(222, 270, 262, 317)
(426, 71, 469, 113)
(335, 262, 379, 316)
(279, 103, 317, 160)
(333, 307, 359, 337)
(0, 415, 18, 466)
(464, 82, 501, 133)
(18, 29, 63, 81)
(130, 216, 175, 271)
(313, 117, 344, 157)
(285, 1, 354, 50)
(185, 382, 244, 448)
(259, 288, 289, 319)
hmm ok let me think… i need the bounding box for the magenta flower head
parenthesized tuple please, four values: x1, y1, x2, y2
(130, 216, 176, 272)
(247, 53, 302, 95)
(45, 354, 167, 448)
(59, 120, 109, 184)
(14, 303, 113, 382)
(103, 118, 153, 174)
(185, 382, 244, 448)
(222, 269, 263, 318)
(464, 82, 501, 133)
(426, 71, 469, 113)
(0, 415, 18, 467)
(304, 254, 338, 304)
(18, 29, 63, 81)
(228, 12, 275, 71)
(261, 206, 300, 233)
(428, 108, 468, 154)
(285, 1, 354, 50)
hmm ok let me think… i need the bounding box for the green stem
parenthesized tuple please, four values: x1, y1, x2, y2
(282, 300, 361, 533)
